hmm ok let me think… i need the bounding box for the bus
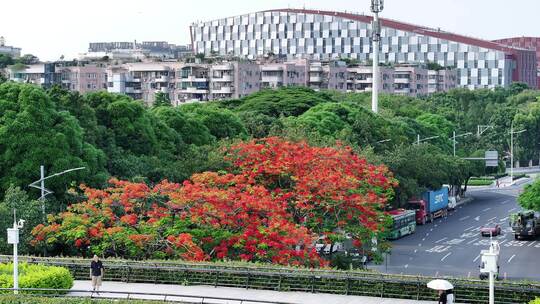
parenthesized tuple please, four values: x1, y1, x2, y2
(387, 209, 416, 240)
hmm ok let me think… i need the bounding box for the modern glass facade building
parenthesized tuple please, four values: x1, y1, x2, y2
(191, 9, 537, 89)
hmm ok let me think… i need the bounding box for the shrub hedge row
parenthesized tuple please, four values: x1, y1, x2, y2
(0, 263, 73, 294)
(0, 296, 167, 304)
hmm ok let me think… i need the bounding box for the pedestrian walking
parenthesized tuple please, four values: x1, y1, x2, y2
(496, 180, 500, 188)
(438, 290, 447, 304)
(446, 288, 455, 304)
(90, 254, 104, 295)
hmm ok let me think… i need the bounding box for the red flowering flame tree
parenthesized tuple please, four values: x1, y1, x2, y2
(32, 137, 396, 267)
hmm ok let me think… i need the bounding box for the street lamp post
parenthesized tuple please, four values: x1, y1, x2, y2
(509, 124, 526, 185)
(452, 131, 473, 157)
(29, 165, 86, 223)
(7, 210, 24, 295)
(370, 0, 384, 114)
(416, 135, 440, 145)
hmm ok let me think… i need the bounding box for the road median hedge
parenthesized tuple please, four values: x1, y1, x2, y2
(0, 296, 165, 304)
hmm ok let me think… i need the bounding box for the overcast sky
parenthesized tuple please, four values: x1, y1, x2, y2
(1, 0, 538, 61)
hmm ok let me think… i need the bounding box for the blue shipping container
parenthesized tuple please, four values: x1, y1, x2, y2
(422, 187, 449, 214)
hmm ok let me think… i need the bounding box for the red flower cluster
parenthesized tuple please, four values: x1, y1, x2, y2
(31, 137, 396, 267)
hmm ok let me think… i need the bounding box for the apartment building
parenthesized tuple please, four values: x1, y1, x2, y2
(308, 61, 347, 91)
(80, 41, 192, 61)
(107, 61, 261, 105)
(56, 65, 107, 93)
(260, 60, 308, 89)
(346, 66, 394, 94)
(209, 62, 260, 100)
(10, 63, 107, 92)
(192, 9, 537, 89)
(107, 63, 181, 104)
(0, 36, 21, 58)
(393, 65, 429, 97)
(428, 69, 457, 94)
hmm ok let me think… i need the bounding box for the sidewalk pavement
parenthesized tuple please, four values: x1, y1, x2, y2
(69, 280, 438, 304)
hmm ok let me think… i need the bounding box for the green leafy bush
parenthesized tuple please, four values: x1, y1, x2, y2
(530, 299, 540, 304)
(0, 296, 163, 303)
(0, 263, 73, 293)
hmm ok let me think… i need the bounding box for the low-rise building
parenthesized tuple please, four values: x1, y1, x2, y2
(347, 65, 394, 94)
(309, 61, 348, 91)
(260, 60, 308, 89)
(428, 69, 457, 94)
(80, 41, 192, 61)
(9, 63, 58, 89)
(393, 65, 429, 97)
(209, 61, 260, 100)
(10, 63, 107, 92)
(56, 65, 107, 93)
(0, 36, 21, 58)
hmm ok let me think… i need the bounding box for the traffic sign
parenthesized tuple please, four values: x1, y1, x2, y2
(485, 150, 498, 167)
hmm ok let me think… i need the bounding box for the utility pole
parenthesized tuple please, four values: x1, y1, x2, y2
(370, 0, 384, 114)
(415, 135, 440, 145)
(509, 124, 526, 185)
(452, 131, 472, 157)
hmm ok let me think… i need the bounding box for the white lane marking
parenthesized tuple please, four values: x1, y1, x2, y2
(422, 238, 426, 241)
(434, 224, 438, 227)
(441, 252, 452, 262)
(500, 217, 508, 222)
(435, 237, 448, 244)
(474, 216, 480, 221)
(460, 216, 470, 221)
(528, 241, 536, 247)
(414, 249, 418, 253)
(509, 208, 516, 212)
(430, 229, 433, 232)
(499, 240, 507, 246)
(426, 233, 430, 236)
(467, 238, 478, 245)
(464, 226, 475, 231)
(418, 244, 422, 247)
(508, 255, 516, 263)
(473, 254, 481, 262)
(404, 264, 409, 268)
(483, 208, 491, 212)
(501, 200, 509, 205)
(487, 217, 497, 222)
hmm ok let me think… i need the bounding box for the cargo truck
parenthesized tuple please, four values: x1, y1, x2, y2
(408, 187, 449, 225)
(509, 211, 540, 240)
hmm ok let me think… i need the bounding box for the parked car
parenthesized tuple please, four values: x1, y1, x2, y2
(480, 223, 501, 237)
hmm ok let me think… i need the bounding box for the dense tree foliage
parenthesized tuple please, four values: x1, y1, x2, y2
(518, 179, 540, 211)
(32, 138, 395, 266)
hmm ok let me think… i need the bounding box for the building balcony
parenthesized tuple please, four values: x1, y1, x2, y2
(211, 75, 234, 82)
(394, 88, 411, 94)
(309, 66, 323, 72)
(394, 78, 411, 84)
(180, 87, 209, 94)
(211, 86, 233, 94)
(261, 75, 283, 83)
(212, 64, 234, 71)
(261, 66, 284, 72)
(155, 75, 170, 82)
(179, 76, 209, 82)
(309, 76, 323, 82)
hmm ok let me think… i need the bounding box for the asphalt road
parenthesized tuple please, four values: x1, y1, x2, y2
(371, 187, 540, 280)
